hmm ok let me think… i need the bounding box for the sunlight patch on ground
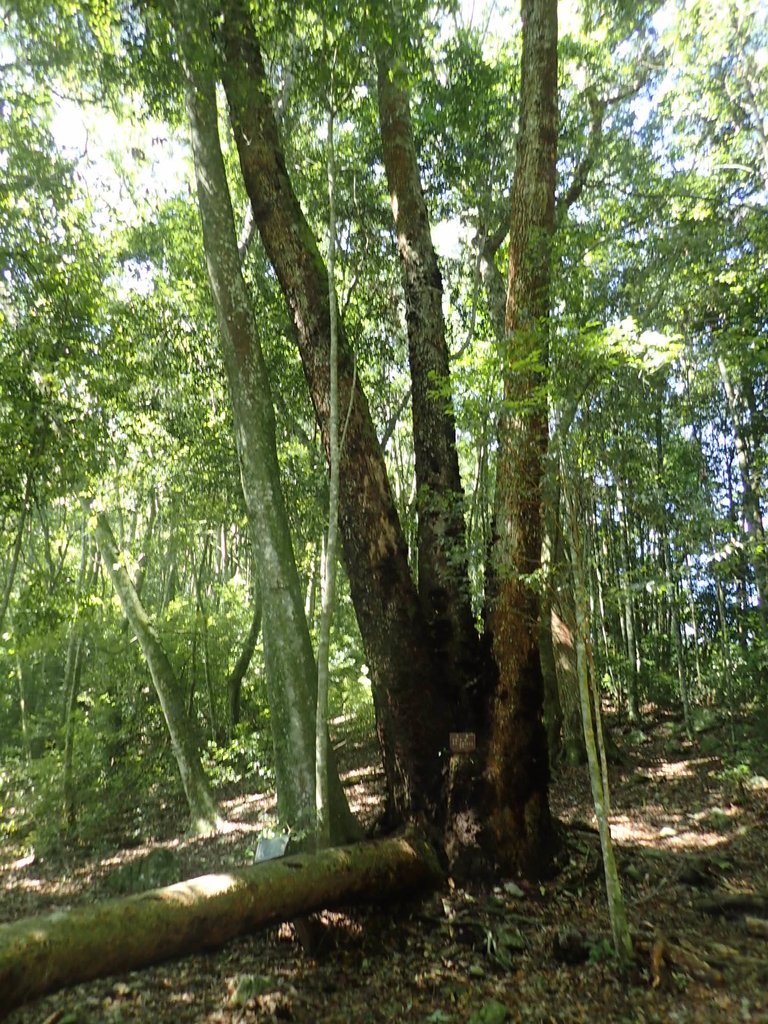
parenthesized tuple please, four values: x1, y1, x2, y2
(220, 790, 274, 824)
(0, 871, 82, 901)
(341, 765, 381, 783)
(641, 758, 697, 780)
(638, 753, 720, 782)
(215, 819, 260, 835)
(610, 810, 735, 850)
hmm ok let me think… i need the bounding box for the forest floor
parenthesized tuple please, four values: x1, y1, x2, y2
(2, 708, 768, 1023)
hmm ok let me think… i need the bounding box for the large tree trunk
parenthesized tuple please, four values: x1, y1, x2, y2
(376, 49, 482, 699)
(87, 505, 222, 834)
(179, 22, 356, 841)
(217, 0, 452, 823)
(0, 835, 441, 1018)
(485, 0, 559, 876)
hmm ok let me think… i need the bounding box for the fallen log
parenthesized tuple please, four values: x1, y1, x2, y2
(0, 832, 441, 1018)
(696, 893, 768, 918)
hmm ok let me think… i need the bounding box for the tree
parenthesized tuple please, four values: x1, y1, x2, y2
(216, 0, 457, 829)
(484, 0, 559, 874)
(176, 5, 357, 841)
(376, 39, 481, 695)
(7, 0, 765, 894)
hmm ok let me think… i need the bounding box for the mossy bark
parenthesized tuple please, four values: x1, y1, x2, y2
(485, 0, 559, 876)
(179, 20, 357, 841)
(377, 50, 483, 703)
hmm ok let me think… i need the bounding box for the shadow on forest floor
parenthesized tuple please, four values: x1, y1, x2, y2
(2, 709, 768, 1023)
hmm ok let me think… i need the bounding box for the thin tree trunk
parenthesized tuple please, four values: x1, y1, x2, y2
(655, 401, 691, 730)
(192, 537, 217, 741)
(62, 516, 90, 826)
(132, 488, 157, 603)
(718, 356, 768, 625)
(160, 539, 178, 613)
(9, 610, 30, 762)
(564, 480, 632, 963)
(615, 482, 640, 721)
(316, 93, 341, 848)
(0, 479, 29, 636)
(593, 532, 618, 699)
(684, 556, 704, 695)
(227, 587, 262, 733)
(87, 503, 222, 834)
(177, 20, 356, 841)
(304, 542, 319, 627)
(713, 551, 736, 723)
(475, 218, 509, 341)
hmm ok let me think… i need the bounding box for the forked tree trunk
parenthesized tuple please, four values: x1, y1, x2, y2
(213, 0, 558, 878)
(0, 835, 441, 1018)
(218, 0, 452, 823)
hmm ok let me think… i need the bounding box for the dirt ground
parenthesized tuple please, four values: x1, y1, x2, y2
(2, 710, 767, 1023)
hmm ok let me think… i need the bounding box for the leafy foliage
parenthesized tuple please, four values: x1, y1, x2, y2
(1, 0, 766, 848)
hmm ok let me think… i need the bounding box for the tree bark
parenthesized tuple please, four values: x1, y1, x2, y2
(316, 95, 342, 847)
(0, 834, 441, 1018)
(87, 504, 222, 834)
(550, 602, 585, 764)
(485, 0, 558, 876)
(540, 477, 584, 767)
(178, 20, 356, 841)
(615, 481, 640, 721)
(718, 355, 768, 625)
(217, 0, 452, 823)
(376, 49, 481, 698)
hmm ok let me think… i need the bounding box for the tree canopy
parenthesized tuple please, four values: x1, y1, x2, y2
(0, 0, 766, 888)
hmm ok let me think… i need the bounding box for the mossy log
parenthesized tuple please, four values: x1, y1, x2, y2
(0, 833, 441, 1017)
